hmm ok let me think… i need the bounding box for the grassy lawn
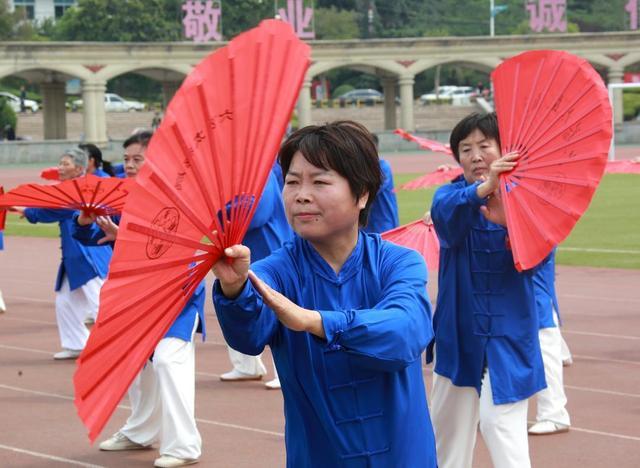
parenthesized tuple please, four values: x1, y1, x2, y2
(3, 173, 638, 269)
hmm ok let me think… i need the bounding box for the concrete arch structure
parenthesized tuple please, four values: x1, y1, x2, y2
(1, 31, 639, 142)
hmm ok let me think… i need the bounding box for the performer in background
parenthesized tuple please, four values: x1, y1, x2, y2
(75, 131, 205, 468)
(529, 250, 571, 435)
(13, 148, 111, 359)
(213, 121, 437, 467)
(219, 164, 293, 390)
(428, 112, 545, 468)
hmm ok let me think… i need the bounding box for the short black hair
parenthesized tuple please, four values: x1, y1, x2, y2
(79, 143, 102, 167)
(123, 130, 153, 149)
(449, 112, 501, 162)
(278, 120, 382, 226)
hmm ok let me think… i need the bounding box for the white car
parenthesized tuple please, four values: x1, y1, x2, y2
(0, 91, 39, 113)
(72, 93, 146, 112)
(419, 86, 475, 104)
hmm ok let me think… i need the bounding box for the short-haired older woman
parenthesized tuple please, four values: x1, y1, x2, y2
(14, 148, 112, 359)
(212, 121, 437, 468)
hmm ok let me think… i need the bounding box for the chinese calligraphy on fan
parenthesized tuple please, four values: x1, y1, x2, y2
(183, 0, 222, 42)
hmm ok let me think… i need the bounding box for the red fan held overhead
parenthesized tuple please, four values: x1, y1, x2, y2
(394, 128, 453, 156)
(73, 20, 311, 443)
(0, 175, 132, 217)
(382, 219, 440, 271)
(492, 50, 612, 271)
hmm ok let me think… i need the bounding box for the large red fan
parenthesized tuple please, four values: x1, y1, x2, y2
(73, 20, 310, 442)
(492, 50, 612, 271)
(401, 165, 463, 190)
(0, 174, 132, 217)
(394, 128, 453, 156)
(382, 219, 440, 271)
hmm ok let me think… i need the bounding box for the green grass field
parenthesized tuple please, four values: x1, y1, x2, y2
(3, 173, 639, 269)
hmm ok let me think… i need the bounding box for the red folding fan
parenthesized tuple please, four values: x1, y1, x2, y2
(73, 19, 311, 443)
(0, 174, 132, 217)
(382, 219, 440, 271)
(40, 167, 60, 181)
(401, 165, 463, 190)
(394, 128, 453, 156)
(492, 50, 612, 271)
(605, 160, 640, 174)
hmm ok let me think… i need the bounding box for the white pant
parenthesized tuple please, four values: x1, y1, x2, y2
(535, 313, 571, 425)
(55, 276, 102, 351)
(227, 347, 267, 376)
(121, 322, 201, 459)
(430, 372, 531, 468)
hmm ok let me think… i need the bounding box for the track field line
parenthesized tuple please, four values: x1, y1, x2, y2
(565, 385, 640, 399)
(573, 354, 640, 366)
(563, 330, 640, 341)
(0, 443, 104, 468)
(0, 383, 283, 438)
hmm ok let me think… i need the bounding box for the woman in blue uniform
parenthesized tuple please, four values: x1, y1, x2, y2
(15, 148, 112, 359)
(213, 121, 437, 468)
(75, 131, 205, 468)
(429, 112, 545, 468)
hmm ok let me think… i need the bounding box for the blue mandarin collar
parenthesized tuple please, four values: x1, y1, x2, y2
(299, 231, 364, 285)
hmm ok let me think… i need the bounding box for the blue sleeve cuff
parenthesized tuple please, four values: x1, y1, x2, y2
(213, 278, 255, 309)
(318, 309, 350, 346)
(23, 208, 37, 223)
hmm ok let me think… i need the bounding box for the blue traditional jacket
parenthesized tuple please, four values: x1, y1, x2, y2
(93, 168, 111, 178)
(214, 233, 437, 468)
(364, 159, 400, 234)
(533, 250, 560, 329)
(23, 208, 111, 291)
(429, 177, 546, 404)
(72, 214, 205, 342)
(243, 169, 292, 262)
(0, 231, 3, 250)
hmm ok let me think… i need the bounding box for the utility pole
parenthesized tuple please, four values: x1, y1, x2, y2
(490, 0, 495, 37)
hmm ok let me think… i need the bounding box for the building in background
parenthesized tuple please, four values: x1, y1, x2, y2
(8, 0, 77, 22)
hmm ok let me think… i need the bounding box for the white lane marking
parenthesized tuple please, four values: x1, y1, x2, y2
(566, 385, 640, 399)
(1, 316, 57, 325)
(564, 330, 640, 341)
(559, 247, 640, 254)
(0, 444, 105, 468)
(0, 344, 53, 355)
(3, 295, 54, 304)
(196, 371, 221, 379)
(0, 383, 283, 438)
(559, 293, 640, 304)
(573, 354, 640, 366)
(564, 427, 640, 442)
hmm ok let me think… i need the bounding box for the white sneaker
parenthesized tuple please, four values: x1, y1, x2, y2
(53, 349, 82, 360)
(154, 455, 199, 467)
(0, 290, 6, 313)
(84, 316, 95, 328)
(528, 420, 570, 435)
(562, 356, 573, 367)
(219, 368, 263, 381)
(99, 431, 150, 451)
(264, 378, 281, 390)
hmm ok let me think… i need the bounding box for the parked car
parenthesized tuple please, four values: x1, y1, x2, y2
(71, 93, 146, 112)
(337, 89, 384, 105)
(419, 86, 475, 104)
(0, 91, 39, 113)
